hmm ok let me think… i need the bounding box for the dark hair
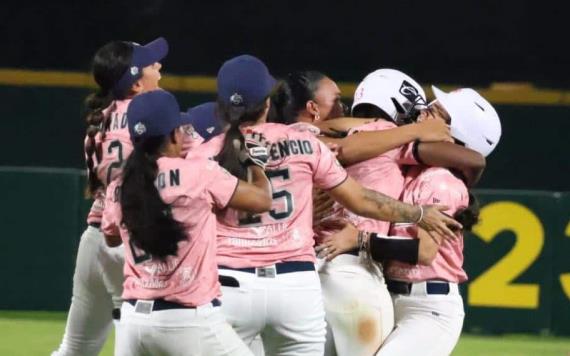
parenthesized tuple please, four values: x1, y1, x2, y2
(84, 41, 133, 196)
(216, 98, 268, 180)
(270, 70, 327, 124)
(120, 133, 187, 260)
(454, 192, 480, 232)
(352, 103, 392, 121)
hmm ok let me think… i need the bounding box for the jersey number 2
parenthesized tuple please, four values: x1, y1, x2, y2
(106, 140, 124, 184)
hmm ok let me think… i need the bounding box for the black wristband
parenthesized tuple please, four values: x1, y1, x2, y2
(369, 234, 419, 265)
(412, 140, 425, 165)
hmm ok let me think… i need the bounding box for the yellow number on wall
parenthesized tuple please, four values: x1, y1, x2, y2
(560, 221, 570, 300)
(468, 201, 544, 309)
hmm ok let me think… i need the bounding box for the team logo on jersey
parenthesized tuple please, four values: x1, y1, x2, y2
(399, 80, 420, 101)
(230, 93, 244, 106)
(134, 122, 147, 136)
(130, 66, 139, 76)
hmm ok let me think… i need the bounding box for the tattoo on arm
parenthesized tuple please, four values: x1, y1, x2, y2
(362, 188, 420, 223)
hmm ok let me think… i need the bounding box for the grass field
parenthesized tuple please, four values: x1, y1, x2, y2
(1, 311, 569, 356)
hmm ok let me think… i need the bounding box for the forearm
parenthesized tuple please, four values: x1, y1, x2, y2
(416, 142, 486, 187)
(359, 188, 421, 223)
(335, 125, 421, 166)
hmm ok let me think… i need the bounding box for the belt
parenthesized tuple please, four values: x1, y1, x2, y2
(88, 222, 101, 229)
(386, 279, 450, 295)
(342, 248, 359, 256)
(126, 298, 221, 312)
(218, 261, 315, 277)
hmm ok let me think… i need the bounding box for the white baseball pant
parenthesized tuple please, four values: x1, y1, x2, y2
(377, 281, 464, 356)
(52, 225, 125, 356)
(318, 254, 394, 356)
(219, 263, 327, 356)
(116, 300, 253, 356)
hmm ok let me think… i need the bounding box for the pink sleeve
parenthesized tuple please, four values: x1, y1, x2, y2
(180, 125, 205, 158)
(101, 181, 121, 237)
(202, 160, 239, 209)
(312, 137, 348, 190)
(396, 141, 419, 165)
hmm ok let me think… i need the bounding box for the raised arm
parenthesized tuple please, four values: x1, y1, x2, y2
(318, 119, 451, 166)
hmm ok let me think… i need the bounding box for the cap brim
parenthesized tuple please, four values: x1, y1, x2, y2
(133, 37, 169, 67)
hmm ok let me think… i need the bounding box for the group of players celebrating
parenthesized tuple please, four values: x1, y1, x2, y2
(51, 37, 501, 356)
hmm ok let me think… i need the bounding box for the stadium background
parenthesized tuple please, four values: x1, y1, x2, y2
(0, 0, 569, 354)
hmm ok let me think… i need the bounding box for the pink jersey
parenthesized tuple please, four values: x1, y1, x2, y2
(321, 120, 417, 237)
(102, 156, 239, 306)
(385, 166, 468, 283)
(191, 123, 348, 268)
(85, 100, 132, 225)
(86, 99, 203, 225)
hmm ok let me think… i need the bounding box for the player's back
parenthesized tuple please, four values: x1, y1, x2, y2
(103, 156, 239, 306)
(193, 122, 347, 268)
(330, 119, 417, 235)
(386, 166, 468, 283)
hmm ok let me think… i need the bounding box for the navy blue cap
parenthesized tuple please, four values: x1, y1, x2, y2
(113, 37, 169, 98)
(217, 55, 276, 108)
(186, 102, 223, 141)
(127, 90, 192, 140)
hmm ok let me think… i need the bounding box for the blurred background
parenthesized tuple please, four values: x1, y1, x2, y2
(0, 0, 569, 354)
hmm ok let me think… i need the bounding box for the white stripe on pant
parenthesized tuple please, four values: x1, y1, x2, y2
(377, 282, 465, 356)
(116, 300, 253, 356)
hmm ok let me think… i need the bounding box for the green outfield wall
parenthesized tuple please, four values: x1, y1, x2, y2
(0, 168, 568, 334)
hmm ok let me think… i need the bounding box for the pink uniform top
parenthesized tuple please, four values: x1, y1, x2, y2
(190, 123, 348, 268)
(321, 120, 416, 237)
(85, 99, 132, 225)
(385, 166, 469, 283)
(102, 156, 239, 306)
(86, 99, 203, 225)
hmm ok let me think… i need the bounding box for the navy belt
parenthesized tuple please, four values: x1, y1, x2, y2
(126, 298, 221, 311)
(342, 248, 359, 256)
(88, 222, 101, 229)
(386, 279, 450, 295)
(218, 261, 315, 275)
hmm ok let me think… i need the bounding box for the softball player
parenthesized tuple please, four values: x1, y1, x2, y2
(272, 69, 485, 356)
(320, 87, 502, 356)
(102, 89, 273, 356)
(191, 55, 460, 356)
(53, 37, 169, 356)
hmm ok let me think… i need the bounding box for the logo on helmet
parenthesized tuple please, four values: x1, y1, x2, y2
(130, 66, 139, 76)
(399, 80, 420, 102)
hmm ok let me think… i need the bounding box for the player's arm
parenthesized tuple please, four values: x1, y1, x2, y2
(317, 223, 439, 265)
(227, 165, 272, 213)
(415, 142, 486, 187)
(318, 119, 450, 166)
(327, 177, 461, 239)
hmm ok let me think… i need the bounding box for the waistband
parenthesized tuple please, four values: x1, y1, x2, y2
(218, 261, 315, 278)
(88, 222, 101, 229)
(126, 298, 221, 312)
(386, 279, 458, 296)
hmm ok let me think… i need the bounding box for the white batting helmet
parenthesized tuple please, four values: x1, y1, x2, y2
(352, 68, 426, 125)
(432, 86, 502, 157)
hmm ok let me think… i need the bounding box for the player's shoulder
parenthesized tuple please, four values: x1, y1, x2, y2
(416, 167, 467, 200)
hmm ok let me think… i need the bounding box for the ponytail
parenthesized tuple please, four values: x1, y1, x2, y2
(84, 89, 115, 196)
(120, 134, 186, 260)
(216, 98, 268, 180)
(83, 40, 133, 197)
(454, 192, 480, 232)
